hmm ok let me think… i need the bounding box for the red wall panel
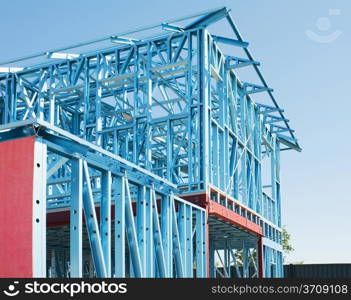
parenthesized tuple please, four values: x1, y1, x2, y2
(0, 137, 35, 277)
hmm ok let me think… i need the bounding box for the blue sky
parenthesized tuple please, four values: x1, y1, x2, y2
(0, 0, 350, 264)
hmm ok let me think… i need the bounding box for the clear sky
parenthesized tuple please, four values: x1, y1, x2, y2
(0, 0, 350, 264)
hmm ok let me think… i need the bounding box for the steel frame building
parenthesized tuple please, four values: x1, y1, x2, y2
(0, 7, 300, 278)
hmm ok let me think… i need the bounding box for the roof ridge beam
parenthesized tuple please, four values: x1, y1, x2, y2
(184, 7, 229, 30)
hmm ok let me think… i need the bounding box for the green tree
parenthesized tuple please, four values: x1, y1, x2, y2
(282, 225, 294, 259)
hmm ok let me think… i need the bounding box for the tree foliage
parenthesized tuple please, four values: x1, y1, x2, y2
(282, 225, 294, 258)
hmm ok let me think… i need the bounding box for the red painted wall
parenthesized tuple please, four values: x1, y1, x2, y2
(0, 137, 35, 277)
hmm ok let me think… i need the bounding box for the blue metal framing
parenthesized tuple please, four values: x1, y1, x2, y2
(0, 7, 299, 278)
(0, 120, 207, 278)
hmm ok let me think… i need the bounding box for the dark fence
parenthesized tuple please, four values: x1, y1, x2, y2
(284, 264, 351, 278)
